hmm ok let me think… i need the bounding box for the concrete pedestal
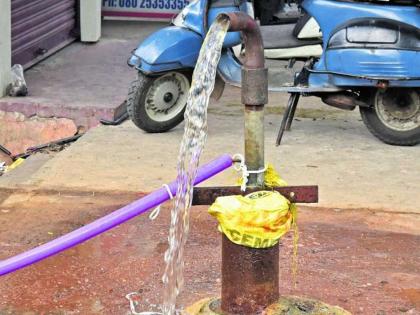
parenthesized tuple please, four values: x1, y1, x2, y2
(186, 296, 351, 315)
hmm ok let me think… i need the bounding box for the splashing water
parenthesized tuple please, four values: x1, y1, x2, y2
(161, 16, 230, 315)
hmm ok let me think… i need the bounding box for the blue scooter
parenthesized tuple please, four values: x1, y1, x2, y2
(127, 0, 420, 146)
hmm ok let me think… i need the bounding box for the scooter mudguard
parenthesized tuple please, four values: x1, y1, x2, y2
(128, 26, 203, 74)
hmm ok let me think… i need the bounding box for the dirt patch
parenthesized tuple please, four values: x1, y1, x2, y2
(0, 190, 419, 314)
(401, 289, 420, 309)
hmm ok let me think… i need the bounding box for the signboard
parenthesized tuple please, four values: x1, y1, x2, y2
(102, 0, 190, 21)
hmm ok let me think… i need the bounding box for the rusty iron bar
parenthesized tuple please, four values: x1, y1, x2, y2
(192, 185, 318, 205)
(218, 12, 277, 315)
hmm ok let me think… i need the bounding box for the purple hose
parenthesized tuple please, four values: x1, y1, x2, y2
(0, 154, 233, 276)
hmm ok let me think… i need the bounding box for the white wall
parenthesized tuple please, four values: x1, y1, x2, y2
(0, 0, 11, 97)
(80, 0, 102, 42)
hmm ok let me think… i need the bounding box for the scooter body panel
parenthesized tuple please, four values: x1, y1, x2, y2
(176, 1, 242, 46)
(129, 0, 241, 74)
(218, 49, 242, 86)
(208, 6, 242, 47)
(326, 49, 420, 78)
(182, 0, 208, 35)
(303, 0, 420, 87)
(308, 73, 420, 88)
(128, 26, 203, 73)
(303, 0, 420, 44)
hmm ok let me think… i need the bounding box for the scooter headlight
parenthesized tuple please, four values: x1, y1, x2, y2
(127, 50, 142, 68)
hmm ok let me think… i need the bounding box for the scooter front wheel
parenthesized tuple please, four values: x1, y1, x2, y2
(360, 88, 420, 146)
(127, 71, 191, 133)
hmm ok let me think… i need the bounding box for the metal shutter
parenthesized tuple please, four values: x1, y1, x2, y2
(11, 0, 79, 69)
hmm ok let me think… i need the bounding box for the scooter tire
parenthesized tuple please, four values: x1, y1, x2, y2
(359, 90, 420, 146)
(127, 72, 188, 133)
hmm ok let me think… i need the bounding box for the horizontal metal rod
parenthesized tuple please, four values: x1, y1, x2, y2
(192, 185, 318, 205)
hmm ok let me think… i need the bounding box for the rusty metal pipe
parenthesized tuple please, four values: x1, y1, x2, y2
(222, 12, 265, 69)
(218, 12, 278, 315)
(221, 12, 268, 184)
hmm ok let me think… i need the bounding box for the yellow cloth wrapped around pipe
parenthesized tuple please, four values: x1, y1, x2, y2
(208, 191, 295, 248)
(264, 163, 288, 187)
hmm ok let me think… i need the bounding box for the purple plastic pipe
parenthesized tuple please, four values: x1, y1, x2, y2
(0, 154, 233, 276)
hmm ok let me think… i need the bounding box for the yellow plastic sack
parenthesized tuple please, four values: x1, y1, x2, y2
(208, 191, 295, 248)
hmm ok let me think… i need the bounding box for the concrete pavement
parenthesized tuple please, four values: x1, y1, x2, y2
(1, 91, 419, 214)
(0, 21, 163, 128)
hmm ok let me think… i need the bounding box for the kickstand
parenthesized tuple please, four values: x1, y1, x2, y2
(276, 92, 300, 146)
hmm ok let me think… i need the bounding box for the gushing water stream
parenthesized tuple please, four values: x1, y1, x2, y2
(161, 16, 230, 315)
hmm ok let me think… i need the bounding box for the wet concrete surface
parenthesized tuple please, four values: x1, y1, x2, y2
(0, 190, 419, 314)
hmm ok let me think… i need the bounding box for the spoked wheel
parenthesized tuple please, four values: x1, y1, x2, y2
(360, 88, 420, 146)
(127, 71, 191, 133)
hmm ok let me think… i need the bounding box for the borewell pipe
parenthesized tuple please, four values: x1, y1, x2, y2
(219, 12, 278, 315)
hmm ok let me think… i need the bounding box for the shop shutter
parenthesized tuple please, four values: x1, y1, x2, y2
(11, 0, 79, 69)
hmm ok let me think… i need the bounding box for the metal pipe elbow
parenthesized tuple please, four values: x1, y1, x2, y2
(220, 12, 265, 70)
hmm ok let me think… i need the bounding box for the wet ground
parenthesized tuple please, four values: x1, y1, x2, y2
(0, 189, 419, 315)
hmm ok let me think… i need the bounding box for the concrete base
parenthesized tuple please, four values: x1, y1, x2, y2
(186, 297, 351, 315)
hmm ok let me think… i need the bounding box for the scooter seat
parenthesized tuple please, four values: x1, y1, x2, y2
(260, 23, 323, 59)
(261, 24, 322, 49)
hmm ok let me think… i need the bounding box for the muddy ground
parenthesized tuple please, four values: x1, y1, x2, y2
(0, 189, 419, 315)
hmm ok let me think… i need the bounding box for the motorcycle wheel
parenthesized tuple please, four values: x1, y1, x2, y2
(360, 88, 420, 146)
(127, 71, 191, 133)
